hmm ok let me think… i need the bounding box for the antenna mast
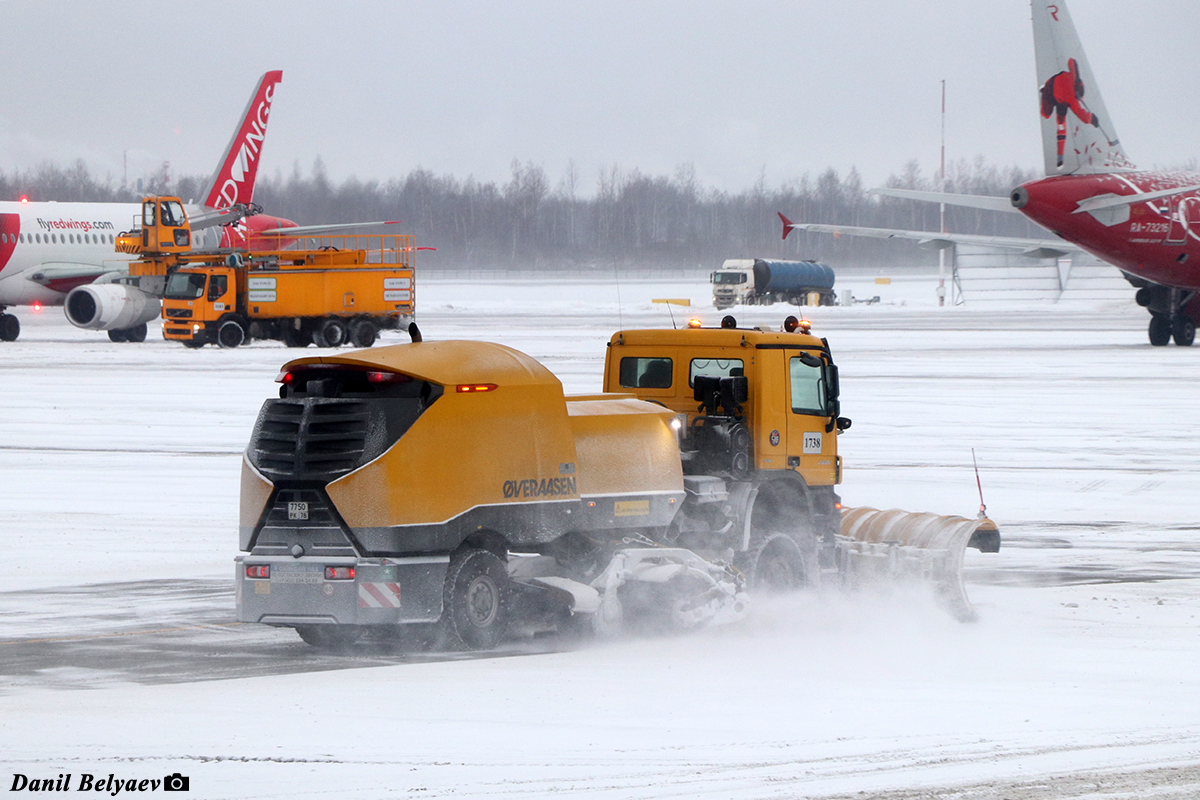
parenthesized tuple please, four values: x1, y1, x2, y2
(938, 79, 947, 308)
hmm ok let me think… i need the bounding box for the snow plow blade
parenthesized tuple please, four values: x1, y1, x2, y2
(838, 507, 1000, 622)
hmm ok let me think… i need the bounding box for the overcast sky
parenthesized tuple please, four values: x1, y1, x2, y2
(2, 1, 1198, 198)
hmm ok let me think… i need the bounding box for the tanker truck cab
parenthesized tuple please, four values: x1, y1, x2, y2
(711, 259, 754, 308)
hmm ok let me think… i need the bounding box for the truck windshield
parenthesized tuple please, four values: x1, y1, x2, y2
(789, 356, 829, 415)
(165, 272, 207, 300)
(160, 201, 186, 227)
(713, 272, 747, 285)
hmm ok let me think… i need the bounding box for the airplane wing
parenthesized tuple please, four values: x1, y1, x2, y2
(871, 183, 1200, 217)
(254, 220, 403, 238)
(777, 213, 1081, 260)
(25, 264, 127, 294)
(870, 188, 1020, 213)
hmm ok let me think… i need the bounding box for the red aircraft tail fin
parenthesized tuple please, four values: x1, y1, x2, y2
(201, 70, 284, 209)
(778, 212, 795, 240)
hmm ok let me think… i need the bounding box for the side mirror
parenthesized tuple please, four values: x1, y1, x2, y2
(836, 417, 852, 432)
(797, 352, 822, 367)
(826, 363, 840, 403)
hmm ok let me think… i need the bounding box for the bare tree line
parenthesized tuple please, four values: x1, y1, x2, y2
(3, 157, 1047, 271)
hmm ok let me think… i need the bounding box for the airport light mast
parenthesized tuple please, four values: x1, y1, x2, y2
(938, 80, 947, 308)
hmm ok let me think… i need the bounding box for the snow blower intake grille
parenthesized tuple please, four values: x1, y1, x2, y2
(248, 398, 383, 481)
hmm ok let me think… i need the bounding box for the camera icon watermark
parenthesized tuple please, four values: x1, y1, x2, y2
(164, 773, 190, 792)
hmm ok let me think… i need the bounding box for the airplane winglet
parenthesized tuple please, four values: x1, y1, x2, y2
(778, 212, 794, 240)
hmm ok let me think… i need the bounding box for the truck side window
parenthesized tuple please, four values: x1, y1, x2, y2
(789, 356, 828, 415)
(208, 274, 228, 301)
(619, 357, 673, 389)
(142, 201, 156, 227)
(689, 358, 744, 387)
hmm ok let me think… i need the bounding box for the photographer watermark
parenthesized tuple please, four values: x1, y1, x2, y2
(9, 773, 189, 793)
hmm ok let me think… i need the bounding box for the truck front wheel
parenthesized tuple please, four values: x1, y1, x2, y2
(737, 532, 810, 594)
(218, 318, 246, 348)
(443, 548, 510, 650)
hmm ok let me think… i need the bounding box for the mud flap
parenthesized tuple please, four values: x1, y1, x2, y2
(838, 507, 1001, 622)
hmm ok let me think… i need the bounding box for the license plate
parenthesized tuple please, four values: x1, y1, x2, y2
(288, 501, 309, 520)
(272, 563, 322, 584)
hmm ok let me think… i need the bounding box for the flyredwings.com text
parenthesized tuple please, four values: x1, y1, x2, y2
(9, 772, 189, 794)
(35, 218, 116, 233)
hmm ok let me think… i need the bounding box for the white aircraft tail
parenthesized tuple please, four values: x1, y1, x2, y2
(200, 70, 283, 209)
(1032, 1, 1133, 175)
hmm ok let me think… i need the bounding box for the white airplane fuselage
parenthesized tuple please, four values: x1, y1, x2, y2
(0, 201, 137, 306)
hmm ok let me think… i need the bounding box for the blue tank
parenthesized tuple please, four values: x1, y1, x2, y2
(752, 259, 836, 294)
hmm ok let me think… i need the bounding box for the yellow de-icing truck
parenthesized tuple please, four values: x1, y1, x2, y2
(161, 248, 414, 349)
(114, 195, 417, 349)
(235, 317, 999, 650)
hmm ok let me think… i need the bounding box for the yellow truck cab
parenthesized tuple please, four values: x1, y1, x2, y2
(603, 317, 848, 488)
(601, 315, 850, 568)
(162, 262, 242, 347)
(116, 196, 191, 255)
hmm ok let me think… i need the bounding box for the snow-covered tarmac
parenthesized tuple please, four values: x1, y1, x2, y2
(2, 275, 1199, 798)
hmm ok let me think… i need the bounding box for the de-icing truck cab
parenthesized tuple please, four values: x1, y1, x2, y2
(236, 318, 999, 650)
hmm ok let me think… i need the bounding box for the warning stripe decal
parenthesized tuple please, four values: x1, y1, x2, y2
(358, 582, 401, 608)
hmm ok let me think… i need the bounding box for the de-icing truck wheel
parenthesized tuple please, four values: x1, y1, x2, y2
(444, 549, 511, 650)
(738, 532, 809, 594)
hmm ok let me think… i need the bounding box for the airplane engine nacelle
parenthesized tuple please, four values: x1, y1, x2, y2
(64, 284, 161, 331)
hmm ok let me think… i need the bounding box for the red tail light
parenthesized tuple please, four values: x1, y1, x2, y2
(246, 565, 270, 579)
(325, 566, 355, 580)
(367, 371, 412, 384)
